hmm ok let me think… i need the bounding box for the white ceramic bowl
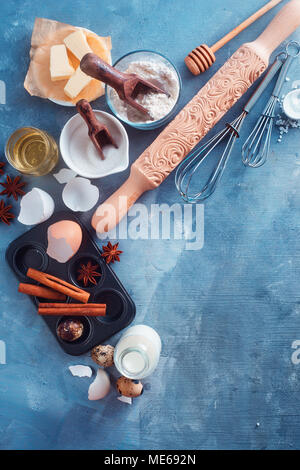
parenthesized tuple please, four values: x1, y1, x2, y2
(59, 110, 129, 179)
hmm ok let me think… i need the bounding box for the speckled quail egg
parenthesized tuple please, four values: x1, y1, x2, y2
(57, 318, 84, 342)
(116, 376, 143, 398)
(91, 344, 115, 367)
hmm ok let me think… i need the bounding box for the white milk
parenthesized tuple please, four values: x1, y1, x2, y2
(114, 325, 161, 379)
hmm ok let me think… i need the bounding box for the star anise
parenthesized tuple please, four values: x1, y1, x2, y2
(0, 200, 15, 225)
(0, 162, 5, 175)
(101, 241, 123, 264)
(0, 175, 26, 201)
(77, 261, 101, 286)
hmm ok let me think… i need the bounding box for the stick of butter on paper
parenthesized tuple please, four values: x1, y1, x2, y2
(50, 45, 74, 81)
(64, 67, 92, 99)
(64, 30, 92, 61)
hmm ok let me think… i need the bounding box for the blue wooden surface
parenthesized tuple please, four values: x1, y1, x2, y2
(0, 0, 300, 450)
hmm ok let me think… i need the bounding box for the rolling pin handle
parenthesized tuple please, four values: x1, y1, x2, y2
(253, 0, 300, 62)
(92, 167, 153, 236)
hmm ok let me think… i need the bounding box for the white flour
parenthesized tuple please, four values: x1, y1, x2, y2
(110, 60, 180, 123)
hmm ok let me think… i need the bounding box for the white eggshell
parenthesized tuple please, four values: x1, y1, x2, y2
(88, 369, 110, 400)
(69, 365, 93, 378)
(117, 396, 132, 405)
(54, 168, 77, 184)
(18, 188, 54, 225)
(62, 177, 99, 212)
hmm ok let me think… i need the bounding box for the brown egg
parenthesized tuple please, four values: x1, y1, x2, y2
(116, 376, 143, 398)
(57, 318, 84, 342)
(47, 220, 82, 263)
(91, 344, 114, 367)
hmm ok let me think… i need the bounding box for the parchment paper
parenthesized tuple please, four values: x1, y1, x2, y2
(24, 18, 112, 104)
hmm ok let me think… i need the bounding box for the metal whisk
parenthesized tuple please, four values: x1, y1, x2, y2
(175, 54, 284, 203)
(242, 40, 300, 168)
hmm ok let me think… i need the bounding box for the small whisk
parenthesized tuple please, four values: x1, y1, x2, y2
(242, 40, 300, 167)
(175, 54, 284, 203)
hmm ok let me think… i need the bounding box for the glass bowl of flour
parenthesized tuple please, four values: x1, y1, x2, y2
(105, 50, 182, 130)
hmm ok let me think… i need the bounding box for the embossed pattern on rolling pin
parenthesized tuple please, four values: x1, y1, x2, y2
(134, 45, 266, 187)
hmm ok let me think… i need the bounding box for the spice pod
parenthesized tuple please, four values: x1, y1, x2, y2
(68, 253, 105, 290)
(6, 211, 136, 355)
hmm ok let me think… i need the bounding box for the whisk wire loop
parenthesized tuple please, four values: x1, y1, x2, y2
(175, 114, 245, 202)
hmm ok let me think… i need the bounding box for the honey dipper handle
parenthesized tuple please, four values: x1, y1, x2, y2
(252, 0, 300, 61)
(211, 0, 282, 53)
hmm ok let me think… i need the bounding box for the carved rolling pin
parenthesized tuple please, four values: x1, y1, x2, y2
(92, 0, 300, 236)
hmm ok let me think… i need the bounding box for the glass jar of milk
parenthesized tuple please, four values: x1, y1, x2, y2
(114, 325, 161, 379)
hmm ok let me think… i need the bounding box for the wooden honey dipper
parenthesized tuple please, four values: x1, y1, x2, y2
(185, 0, 282, 75)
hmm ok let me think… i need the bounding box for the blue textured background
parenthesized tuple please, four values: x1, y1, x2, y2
(0, 0, 300, 450)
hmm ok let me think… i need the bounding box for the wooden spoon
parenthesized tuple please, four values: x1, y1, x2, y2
(80, 53, 169, 116)
(76, 99, 118, 160)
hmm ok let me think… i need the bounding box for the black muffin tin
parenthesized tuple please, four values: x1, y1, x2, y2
(6, 211, 135, 355)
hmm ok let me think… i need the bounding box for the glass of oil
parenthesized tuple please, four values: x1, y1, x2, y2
(5, 127, 59, 176)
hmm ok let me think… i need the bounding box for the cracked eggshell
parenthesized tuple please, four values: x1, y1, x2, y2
(69, 365, 93, 378)
(117, 396, 132, 405)
(47, 220, 82, 263)
(62, 177, 99, 212)
(18, 188, 54, 225)
(88, 369, 110, 400)
(54, 168, 77, 184)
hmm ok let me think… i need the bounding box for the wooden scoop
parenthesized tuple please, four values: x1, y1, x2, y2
(185, 0, 282, 75)
(76, 99, 118, 160)
(80, 53, 169, 116)
(90, 0, 300, 235)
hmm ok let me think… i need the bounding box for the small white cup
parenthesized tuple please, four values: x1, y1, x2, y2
(60, 110, 129, 179)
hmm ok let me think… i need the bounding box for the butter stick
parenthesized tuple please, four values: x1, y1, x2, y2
(50, 44, 74, 81)
(64, 66, 92, 99)
(64, 30, 92, 61)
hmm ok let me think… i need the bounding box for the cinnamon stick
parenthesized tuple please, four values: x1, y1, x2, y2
(27, 268, 90, 303)
(38, 303, 106, 316)
(18, 283, 67, 301)
(39, 303, 106, 308)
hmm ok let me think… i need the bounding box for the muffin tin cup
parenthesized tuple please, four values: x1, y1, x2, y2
(13, 243, 48, 278)
(68, 253, 105, 291)
(93, 289, 126, 324)
(6, 211, 136, 355)
(56, 316, 94, 346)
